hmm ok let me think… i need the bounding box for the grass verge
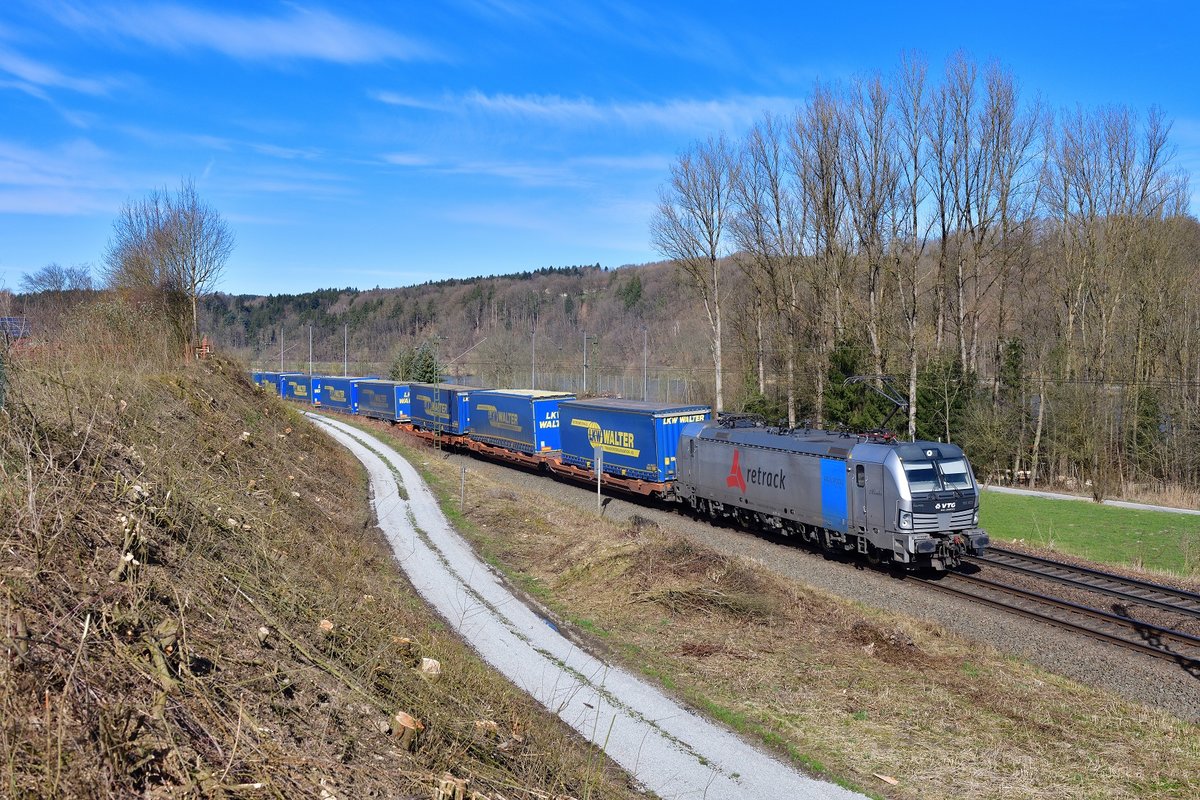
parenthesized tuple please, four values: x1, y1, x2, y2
(981, 492, 1200, 577)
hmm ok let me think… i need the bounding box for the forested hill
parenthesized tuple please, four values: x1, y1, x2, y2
(199, 261, 702, 393)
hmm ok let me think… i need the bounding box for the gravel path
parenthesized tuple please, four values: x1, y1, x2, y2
(311, 414, 865, 800)
(427, 443, 1200, 724)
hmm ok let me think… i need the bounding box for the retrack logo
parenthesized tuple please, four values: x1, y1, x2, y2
(726, 449, 787, 494)
(727, 450, 747, 493)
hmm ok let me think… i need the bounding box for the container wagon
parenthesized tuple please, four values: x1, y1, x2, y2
(253, 371, 290, 395)
(281, 374, 319, 404)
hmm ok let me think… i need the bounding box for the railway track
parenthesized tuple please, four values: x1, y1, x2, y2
(966, 545, 1200, 619)
(919, 569, 1200, 669)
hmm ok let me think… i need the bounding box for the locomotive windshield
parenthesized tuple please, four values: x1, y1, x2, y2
(938, 458, 974, 490)
(903, 461, 941, 492)
(902, 458, 975, 493)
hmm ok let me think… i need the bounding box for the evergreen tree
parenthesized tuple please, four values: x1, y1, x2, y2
(389, 341, 442, 382)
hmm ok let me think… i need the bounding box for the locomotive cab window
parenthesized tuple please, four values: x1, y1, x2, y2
(938, 458, 973, 489)
(855, 464, 866, 487)
(903, 461, 940, 493)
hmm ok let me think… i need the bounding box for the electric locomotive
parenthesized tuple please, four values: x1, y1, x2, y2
(675, 418, 989, 570)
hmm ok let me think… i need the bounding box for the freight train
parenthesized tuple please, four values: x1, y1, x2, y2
(252, 371, 988, 570)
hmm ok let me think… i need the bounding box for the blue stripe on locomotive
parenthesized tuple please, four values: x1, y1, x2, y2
(820, 458, 848, 532)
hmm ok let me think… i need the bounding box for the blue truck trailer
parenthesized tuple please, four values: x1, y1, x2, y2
(253, 371, 288, 394)
(281, 373, 319, 404)
(410, 383, 479, 435)
(356, 380, 411, 422)
(555, 398, 711, 492)
(318, 376, 362, 414)
(468, 389, 574, 455)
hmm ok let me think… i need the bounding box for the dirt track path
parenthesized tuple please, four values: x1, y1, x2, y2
(310, 413, 864, 800)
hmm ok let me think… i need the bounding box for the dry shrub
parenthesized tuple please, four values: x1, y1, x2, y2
(634, 537, 783, 623)
(0, 315, 638, 799)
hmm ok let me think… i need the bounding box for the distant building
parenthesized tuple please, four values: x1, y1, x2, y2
(0, 317, 31, 340)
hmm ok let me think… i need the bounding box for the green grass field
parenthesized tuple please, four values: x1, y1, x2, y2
(980, 491, 1200, 577)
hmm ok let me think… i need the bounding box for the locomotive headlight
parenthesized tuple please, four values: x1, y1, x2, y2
(973, 510, 979, 526)
(898, 510, 913, 530)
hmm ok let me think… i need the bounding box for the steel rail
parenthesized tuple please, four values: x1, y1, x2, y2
(967, 549, 1200, 619)
(920, 572, 1200, 668)
(984, 545, 1200, 603)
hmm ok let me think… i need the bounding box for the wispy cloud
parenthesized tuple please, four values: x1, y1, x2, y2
(0, 138, 119, 214)
(382, 152, 437, 167)
(0, 47, 116, 95)
(379, 150, 668, 187)
(374, 89, 798, 134)
(456, 0, 739, 68)
(369, 91, 447, 111)
(250, 143, 321, 161)
(50, 3, 441, 64)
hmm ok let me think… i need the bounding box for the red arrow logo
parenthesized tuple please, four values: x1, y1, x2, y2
(726, 449, 747, 493)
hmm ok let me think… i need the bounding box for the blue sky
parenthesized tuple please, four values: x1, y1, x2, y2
(1, 1, 1197, 295)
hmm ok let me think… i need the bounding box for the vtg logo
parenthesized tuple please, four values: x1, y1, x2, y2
(934, 501, 957, 511)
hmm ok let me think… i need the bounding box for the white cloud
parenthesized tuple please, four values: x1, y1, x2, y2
(0, 47, 115, 95)
(50, 3, 441, 64)
(370, 91, 448, 111)
(0, 138, 120, 215)
(374, 89, 799, 135)
(442, 159, 581, 187)
(382, 152, 436, 166)
(251, 143, 321, 161)
(569, 154, 672, 171)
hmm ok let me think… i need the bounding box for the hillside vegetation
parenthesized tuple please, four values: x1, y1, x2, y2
(0, 303, 636, 799)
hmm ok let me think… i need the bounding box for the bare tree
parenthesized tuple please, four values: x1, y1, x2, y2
(103, 178, 234, 353)
(731, 113, 806, 425)
(20, 263, 93, 293)
(890, 53, 933, 440)
(651, 135, 737, 412)
(842, 72, 898, 381)
(791, 84, 850, 427)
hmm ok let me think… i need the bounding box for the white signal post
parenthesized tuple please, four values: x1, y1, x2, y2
(594, 444, 604, 510)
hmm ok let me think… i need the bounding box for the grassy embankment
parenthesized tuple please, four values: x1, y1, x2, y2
(982, 492, 1200, 577)
(369, 426, 1200, 800)
(0, 303, 637, 799)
